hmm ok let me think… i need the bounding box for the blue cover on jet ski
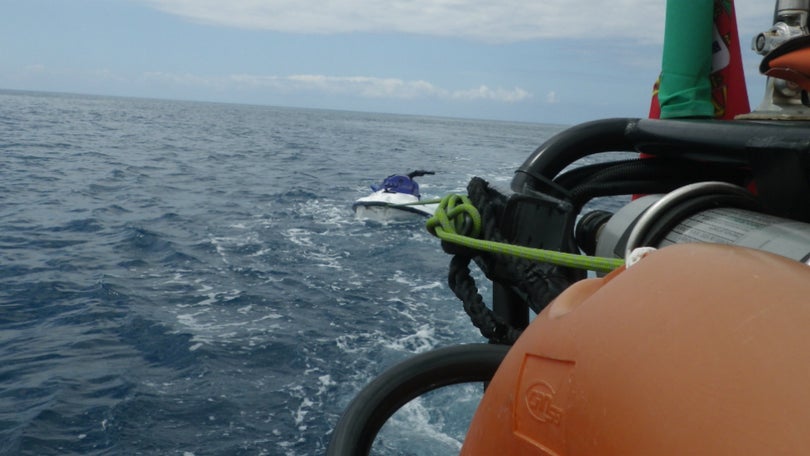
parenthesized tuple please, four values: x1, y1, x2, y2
(370, 175, 420, 197)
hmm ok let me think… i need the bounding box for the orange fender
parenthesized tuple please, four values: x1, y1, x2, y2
(761, 36, 810, 92)
(462, 243, 810, 455)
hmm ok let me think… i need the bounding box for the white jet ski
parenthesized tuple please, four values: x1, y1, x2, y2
(353, 171, 438, 222)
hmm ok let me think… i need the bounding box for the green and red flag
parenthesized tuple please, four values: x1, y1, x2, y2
(649, 0, 750, 120)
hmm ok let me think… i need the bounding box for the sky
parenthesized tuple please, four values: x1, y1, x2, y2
(1, 1, 776, 124)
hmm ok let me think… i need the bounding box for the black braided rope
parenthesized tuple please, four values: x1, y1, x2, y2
(445, 177, 572, 344)
(448, 255, 522, 345)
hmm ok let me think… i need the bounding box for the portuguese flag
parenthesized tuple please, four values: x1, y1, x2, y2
(649, 0, 750, 119)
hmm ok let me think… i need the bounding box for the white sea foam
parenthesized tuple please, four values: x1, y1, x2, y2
(393, 399, 464, 450)
(384, 324, 437, 354)
(281, 227, 346, 270)
(295, 199, 352, 227)
(412, 281, 443, 291)
(335, 330, 386, 354)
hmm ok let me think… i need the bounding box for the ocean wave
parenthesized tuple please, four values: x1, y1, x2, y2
(0, 91, 565, 455)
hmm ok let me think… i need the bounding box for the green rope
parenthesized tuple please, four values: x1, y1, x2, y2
(427, 194, 625, 274)
(426, 194, 481, 238)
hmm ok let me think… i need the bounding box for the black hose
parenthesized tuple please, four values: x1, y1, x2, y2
(512, 117, 810, 196)
(553, 158, 640, 189)
(512, 118, 638, 194)
(562, 158, 751, 210)
(326, 343, 510, 456)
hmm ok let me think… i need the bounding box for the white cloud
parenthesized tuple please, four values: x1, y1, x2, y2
(143, 71, 228, 88)
(546, 90, 558, 104)
(451, 85, 531, 102)
(24, 64, 48, 73)
(140, 1, 775, 44)
(134, 1, 579, 43)
(143, 71, 532, 102)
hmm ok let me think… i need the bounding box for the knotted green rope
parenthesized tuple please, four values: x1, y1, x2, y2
(427, 194, 625, 274)
(426, 194, 481, 238)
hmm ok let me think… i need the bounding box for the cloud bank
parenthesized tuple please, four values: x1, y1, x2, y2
(141, 1, 774, 44)
(143, 72, 532, 102)
(141, 0, 659, 43)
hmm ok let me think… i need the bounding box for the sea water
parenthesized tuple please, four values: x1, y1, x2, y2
(0, 89, 571, 455)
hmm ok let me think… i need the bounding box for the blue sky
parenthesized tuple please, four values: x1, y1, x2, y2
(1, 1, 775, 124)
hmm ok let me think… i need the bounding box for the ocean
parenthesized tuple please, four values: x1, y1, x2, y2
(0, 89, 573, 455)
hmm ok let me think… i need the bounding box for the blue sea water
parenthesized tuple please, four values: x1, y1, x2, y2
(0, 89, 568, 455)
